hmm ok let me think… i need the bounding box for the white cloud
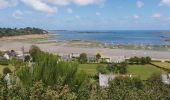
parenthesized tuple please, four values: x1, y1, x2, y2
(160, 0, 170, 6)
(12, 10, 23, 19)
(0, 0, 17, 9)
(47, 0, 70, 6)
(67, 8, 73, 14)
(96, 12, 101, 16)
(75, 15, 80, 19)
(73, 0, 105, 6)
(152, 13, 162, 18)
(21, 0, 56, 13)
(137, 1, 144, 8)
(133, 14, 140, 19)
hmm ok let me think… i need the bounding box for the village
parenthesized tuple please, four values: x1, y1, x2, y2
(0, 46, 170, 88)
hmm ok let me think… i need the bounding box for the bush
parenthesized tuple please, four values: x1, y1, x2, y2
(96, 65, 108, 74)
(3, 67, 12, 75)
(79, 53, 88, 64)
(0, 59, 9, 65)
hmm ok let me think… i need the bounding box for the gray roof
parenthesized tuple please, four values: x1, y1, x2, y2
(99, 73, 116, 87)
(161, 74, 170, 85)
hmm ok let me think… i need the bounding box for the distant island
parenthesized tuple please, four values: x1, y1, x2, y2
(0, 27, 48, 37)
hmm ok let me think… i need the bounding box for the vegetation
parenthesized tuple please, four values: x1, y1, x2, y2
(151, 62, 170, 70)
(2, 67, 12, 75)
(128, 64, 165, 80)
(0, 45, 170, 99)
(128, 56, 151, 64)
(108, 62, 128, 74)
(0, 27, 47, 37)
(96, 53, 101, 61)
(78, 53, 88, 64)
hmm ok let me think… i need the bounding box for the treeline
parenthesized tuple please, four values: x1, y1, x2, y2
(0, 27, 47, 37)
(128, 56, 151, 64)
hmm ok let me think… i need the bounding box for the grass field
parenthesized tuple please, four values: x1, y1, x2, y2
(0, 65, 14, 74)
(78, 63, 165, 80)
(151, 62, 170, 70)
(78, 64, 107, 76)
(128, 64, 165, 80)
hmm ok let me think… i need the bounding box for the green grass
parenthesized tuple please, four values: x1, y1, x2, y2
(0, 65, 14, 74)
(78, 64, 107, 76)
(78, 64, 165, 80)
(127, 64, 165, 80)
(151, 62, 170, 70)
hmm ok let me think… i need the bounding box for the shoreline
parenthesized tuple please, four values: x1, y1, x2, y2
(0, 34, 170, 60)
(0, 34, 51, 41)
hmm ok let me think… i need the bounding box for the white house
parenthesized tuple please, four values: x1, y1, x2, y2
(4, 53, 10, 60)
(99, 73, 116, 87)
(161, 74, 170, 85)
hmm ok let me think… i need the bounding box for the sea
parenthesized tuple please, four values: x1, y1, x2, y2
(49, 30, 170, 45)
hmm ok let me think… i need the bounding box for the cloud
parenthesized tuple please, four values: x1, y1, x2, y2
(0, 0, 17, 9)
(152, 13, 162, 18)
(136, 1, 144, 8)
(75, 15, 81, 19)
(46, 0, 106, 6)
(96, 12, 101, 16)
(67, 8, 73, 14)
(12, 10, 23, 19)
(73, 0, 105, 6)
(47, 0, 70, 6)
(133, 14, 140, 19)
(160, 0, 170, 6)
(21, 0, 56, 13)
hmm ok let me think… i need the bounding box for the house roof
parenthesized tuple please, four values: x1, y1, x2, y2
(99, 73, 116, 87)
(161, 74, 170, 85)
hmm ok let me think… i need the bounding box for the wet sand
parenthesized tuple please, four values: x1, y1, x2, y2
(0, 40, 170, 60)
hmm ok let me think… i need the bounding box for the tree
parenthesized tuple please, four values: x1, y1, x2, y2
(96, 53, 101, 61)
(79, 53, 88, 64)
(108, 62, 127, 74)
(3, 67, 12, 75)
(0, 51, 4, 56)
(29, 45, 41, 62)
(96, 65, 108, 74)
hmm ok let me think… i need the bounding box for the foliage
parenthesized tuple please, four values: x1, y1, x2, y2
(79, 53, 88, 64)
(0, 59, 9, 65)
(24, 55, 31, 62)
(0, 51, 4, 56)
(29, 45, 42, 62)
(96, 64, 108, 74)
(3, 67, 12, 75)
(96, 53, 101, 60)
(128, 56, 151, 64)
(0, 27, 47, 37)
(108, 62, 127, 74)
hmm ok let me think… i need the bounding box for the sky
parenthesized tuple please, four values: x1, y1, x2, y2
(0, 0, 170, 30)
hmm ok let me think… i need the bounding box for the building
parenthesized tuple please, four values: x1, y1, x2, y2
(111, 56, 126, 63)
(99, 73, 116, 87)
(87, 54, 97, 63)
(161, 74, 170, 85)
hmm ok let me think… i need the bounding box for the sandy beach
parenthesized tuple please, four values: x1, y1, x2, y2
(0, 35, 170, 60)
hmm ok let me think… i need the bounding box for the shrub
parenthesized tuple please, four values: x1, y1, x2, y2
(3, 67, 12, 75)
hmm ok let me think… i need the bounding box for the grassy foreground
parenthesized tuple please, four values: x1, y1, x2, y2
(78, 64, 165, 80)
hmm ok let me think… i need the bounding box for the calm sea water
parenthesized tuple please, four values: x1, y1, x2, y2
(49, 30, 170, 45)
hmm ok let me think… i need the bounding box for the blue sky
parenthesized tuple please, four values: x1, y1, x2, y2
(0, 0, 170, 30)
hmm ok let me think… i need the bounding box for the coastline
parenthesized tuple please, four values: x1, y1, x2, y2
(0, 34, 170, 60)
(0, 34, 51, 41)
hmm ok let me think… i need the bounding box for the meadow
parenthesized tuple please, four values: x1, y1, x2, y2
(151, 62, 170, 70)
(78, 63, 165, 80)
